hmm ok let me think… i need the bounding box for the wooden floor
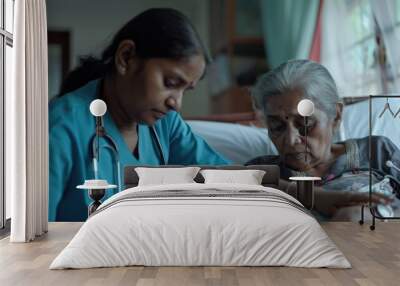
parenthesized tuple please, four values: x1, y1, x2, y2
(0, 222, 399, 286)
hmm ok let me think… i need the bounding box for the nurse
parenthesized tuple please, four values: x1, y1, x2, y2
(49, 8, 230, 221)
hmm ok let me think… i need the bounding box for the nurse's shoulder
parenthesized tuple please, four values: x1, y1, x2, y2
(49, 80, 98, 125)
(153, 110, 184, 138)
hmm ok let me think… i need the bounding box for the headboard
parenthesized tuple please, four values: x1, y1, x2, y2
(124, 165, 280, 189)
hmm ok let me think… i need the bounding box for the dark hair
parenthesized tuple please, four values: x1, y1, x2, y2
(59, 8, 210, 95)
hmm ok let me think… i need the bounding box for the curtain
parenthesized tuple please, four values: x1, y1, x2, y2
(309, 0, 323, 62)
(260, 0, 319, 68)
(7, 0, 48, 242)
(370, 0, 400, 92)
(320, 0, 400, 97)
(320, 0, 362, 97)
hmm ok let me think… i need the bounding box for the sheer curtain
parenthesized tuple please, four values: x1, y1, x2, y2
(260, 0, 319, 68)
(320, 0, 400, 97)
(371, 0, 400, 92)
(321, 0, 374, 97)
(7, 0, 48, 242)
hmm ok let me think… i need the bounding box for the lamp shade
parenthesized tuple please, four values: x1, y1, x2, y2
(90, 99, 107, 117)
(297, 99, 314, 117)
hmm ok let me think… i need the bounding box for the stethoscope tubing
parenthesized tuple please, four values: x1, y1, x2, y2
(91, 125, 165, 192)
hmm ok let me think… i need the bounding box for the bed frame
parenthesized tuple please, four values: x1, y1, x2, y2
(124, 165, 280, 189)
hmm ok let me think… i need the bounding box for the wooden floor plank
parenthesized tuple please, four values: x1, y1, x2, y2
(0, 222, 399, 286)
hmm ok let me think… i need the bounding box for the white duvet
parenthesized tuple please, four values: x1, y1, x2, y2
(50, 183, 351, 269)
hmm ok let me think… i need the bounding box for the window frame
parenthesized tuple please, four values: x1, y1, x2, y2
(0, 0, 13, 234)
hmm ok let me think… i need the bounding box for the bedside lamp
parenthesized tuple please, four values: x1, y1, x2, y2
(297, 99, 315, 164)
(90, 99, 107, 180)
(76, 99, 120, 216)
(88, 99, 121, 190)
(289, 99, 320, 210)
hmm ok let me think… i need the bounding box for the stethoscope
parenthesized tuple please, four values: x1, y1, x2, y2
(89, 99, 166, 192)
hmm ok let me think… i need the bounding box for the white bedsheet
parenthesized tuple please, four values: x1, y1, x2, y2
(50, 183, 351, 269)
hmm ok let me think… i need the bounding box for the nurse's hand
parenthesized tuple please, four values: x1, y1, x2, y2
(314, 188, 394, 217)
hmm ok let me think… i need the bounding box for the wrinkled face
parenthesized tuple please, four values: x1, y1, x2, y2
(117, 54, 205, 125)
(264, 90, 338, 171)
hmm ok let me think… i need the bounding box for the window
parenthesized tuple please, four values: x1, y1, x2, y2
(347, 1, 376, 90)
(321, 0, 400, 98)
(0, 0, 14, 233)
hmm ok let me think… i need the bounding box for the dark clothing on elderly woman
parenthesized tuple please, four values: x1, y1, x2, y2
(246, 136, 400, 197)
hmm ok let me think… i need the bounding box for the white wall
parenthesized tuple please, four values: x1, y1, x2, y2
(46, 0, 210, 116)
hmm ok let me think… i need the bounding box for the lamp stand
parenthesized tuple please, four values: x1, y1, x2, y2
(304, 116, 308, 164)
(88, 188, 105, 216)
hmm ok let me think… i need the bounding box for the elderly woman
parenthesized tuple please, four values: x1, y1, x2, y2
(247, 59, 400, 220)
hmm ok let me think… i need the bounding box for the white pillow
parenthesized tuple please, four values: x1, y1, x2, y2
(200, 169, 266, 185)
(135, 167, 200, 186)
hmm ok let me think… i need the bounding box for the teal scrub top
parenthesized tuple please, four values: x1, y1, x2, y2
(49, 79, 230, 221)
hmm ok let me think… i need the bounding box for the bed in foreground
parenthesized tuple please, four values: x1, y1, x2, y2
(50, 166, 350, 269)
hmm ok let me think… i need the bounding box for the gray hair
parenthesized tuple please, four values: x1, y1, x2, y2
(251, 60, 340, 119)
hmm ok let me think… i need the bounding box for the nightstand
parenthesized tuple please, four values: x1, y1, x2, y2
(77, 180, 117, 216)
(289, 176, 321, 210)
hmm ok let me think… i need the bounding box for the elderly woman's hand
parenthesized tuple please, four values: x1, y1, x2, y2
(313, 188, 394, 217)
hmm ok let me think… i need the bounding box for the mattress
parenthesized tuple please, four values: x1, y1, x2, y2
(50, 183, 351, 269)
